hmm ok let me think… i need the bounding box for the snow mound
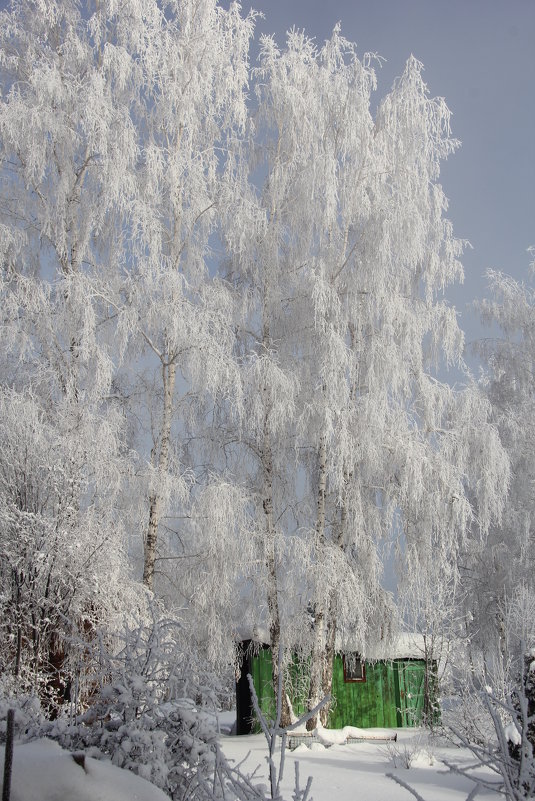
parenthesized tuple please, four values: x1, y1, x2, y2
(316, 727, 347, 746)
(0, 738, 168, 801)
(315, 723, 396, 745)
(505, 722, 521, 746)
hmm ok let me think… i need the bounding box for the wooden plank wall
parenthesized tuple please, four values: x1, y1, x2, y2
(238, 646, 432, 733)
(329, 657, 400, 728)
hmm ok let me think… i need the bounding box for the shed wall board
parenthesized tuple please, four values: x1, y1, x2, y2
(236, 645, 435, 733)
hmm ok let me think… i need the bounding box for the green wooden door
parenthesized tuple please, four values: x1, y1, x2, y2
(250, 647, 276, 726)
(396, 660, 425, 727)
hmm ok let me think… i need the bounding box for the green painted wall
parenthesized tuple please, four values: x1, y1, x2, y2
(328, 657, 430, 728)
(329, 657, 399, 728)
(243, 649, 437, 731)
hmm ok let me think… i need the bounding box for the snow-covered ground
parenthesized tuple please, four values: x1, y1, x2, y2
(219, 715, 501, 801)
(0, 738, 168, 801)
(0, 715, 502, 801)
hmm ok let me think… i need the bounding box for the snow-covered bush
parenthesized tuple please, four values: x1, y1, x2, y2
(0, 384, 139, 715)
(35, 607, 215, 799)
(444, 591, 535, 800)
(384, 733, 424, 769)
(445, 675, 535, 800)
(0, 676, 45, 743)
(2, 605, 273, 801)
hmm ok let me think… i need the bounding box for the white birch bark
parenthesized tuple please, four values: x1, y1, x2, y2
(143, 360, 177, 591)
(307, 433, 328, 728)
(262, 428, 289, 723)
(320, 492, 349, 725)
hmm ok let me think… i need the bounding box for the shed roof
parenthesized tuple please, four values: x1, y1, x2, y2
(236, 627, 434, 661)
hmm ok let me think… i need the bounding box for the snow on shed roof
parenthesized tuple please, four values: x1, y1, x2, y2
(236, 627, 432, 661)
(355, 633, 428, 661)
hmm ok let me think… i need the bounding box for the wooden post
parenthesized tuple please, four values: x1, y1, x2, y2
(2, 708, 15, 801)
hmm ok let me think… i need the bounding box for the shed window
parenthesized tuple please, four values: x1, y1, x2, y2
(343, 655, 366, 682)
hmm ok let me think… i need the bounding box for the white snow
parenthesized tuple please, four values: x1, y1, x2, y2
(220, 720, 502, 801)
(505, 722, 521, 746)
(0, 718, 505, 801)
(313, 721, 397, 745)
(0, 738, 169, 801)
(342, 632, 430, 660)
(237, 630, 443, 662)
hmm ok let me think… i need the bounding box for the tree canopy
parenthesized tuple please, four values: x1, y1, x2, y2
(0, 0, 523, 741)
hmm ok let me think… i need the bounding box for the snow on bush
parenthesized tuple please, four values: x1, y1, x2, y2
(0, 605, 293, 801)
(45, 609, 237, 800)
(0, 738, 169, 801)
(444, 592, 535, 800)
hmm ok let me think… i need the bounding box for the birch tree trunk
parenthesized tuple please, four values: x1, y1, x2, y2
(321, 594, 338, 727)
(307, 433, 328, 729)
(319, 508, 348, 725)
(262, 421, 292, 726)
(143, 359, 176, 591)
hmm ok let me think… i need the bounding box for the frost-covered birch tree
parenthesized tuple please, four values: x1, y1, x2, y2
(0, 0, 259, 687)
(0, 0, 143, 700)
(226, 29, 508, 727)
(114, 0, 255, 596)
(301, 52, 509, 725)
(219, 35, 308, 717)
(463, 260, 535, 666)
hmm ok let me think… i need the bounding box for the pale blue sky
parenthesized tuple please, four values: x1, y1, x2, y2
(249, 0, 535, 362)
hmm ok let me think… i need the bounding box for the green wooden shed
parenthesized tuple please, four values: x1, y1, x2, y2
(236, 638, 438, 734)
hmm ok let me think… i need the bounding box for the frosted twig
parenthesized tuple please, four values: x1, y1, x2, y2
(247, 642, 328, 801)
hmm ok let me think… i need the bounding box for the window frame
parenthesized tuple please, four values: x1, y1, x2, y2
(342, 654, 366, 683)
